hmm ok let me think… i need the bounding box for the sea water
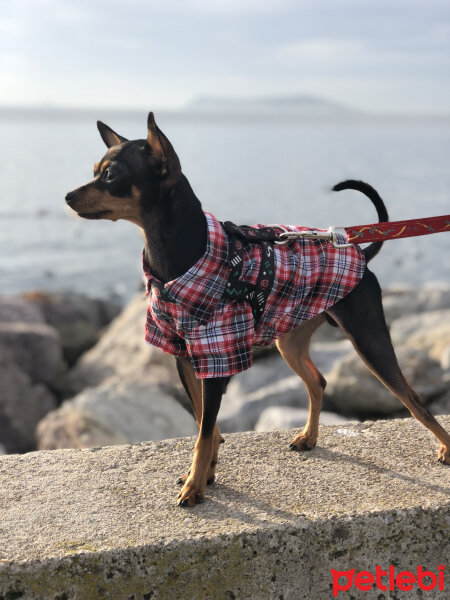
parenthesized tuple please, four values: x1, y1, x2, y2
(1, 109, 449, 301)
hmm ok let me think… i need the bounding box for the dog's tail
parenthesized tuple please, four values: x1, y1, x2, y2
(332, 179, 389, 263)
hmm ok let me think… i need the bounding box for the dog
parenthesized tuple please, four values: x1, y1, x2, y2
(66, 112, 450, 507)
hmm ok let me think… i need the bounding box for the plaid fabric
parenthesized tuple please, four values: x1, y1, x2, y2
(144, 212, 365, 378)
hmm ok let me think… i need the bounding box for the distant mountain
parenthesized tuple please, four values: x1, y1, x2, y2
(186, 95, 359, 116)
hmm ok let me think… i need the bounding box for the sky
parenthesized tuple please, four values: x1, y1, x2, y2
(1, 0, 449, 114)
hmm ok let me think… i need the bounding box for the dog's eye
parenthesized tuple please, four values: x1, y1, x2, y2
(103, 168, 114, 182)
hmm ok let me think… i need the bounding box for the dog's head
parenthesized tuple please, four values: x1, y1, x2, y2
(65, 113, 181, 225)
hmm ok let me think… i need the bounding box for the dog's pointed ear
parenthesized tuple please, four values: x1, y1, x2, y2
(97, 121, 128, 148)
(146, 113, 167, 176)
(146, 112, 181, 182)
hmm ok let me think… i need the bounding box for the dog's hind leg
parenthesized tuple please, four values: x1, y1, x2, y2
(327, 268, 450, 464)
(176, 357, 225, 487)
(276, 314, 327, 451)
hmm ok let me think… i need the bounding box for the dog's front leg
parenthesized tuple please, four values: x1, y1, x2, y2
(175, 357, 225, 486)
(178, 377, 226, 507)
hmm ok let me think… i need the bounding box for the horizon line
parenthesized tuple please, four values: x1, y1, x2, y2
(0, 102, 449, 120)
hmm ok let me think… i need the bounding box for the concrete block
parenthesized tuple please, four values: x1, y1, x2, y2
(0, 416, 449, 599)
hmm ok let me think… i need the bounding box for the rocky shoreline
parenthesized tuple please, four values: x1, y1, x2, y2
(1, 283, 449, 454)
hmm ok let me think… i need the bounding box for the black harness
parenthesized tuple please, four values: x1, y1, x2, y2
(148, 221, 280, 323)
(221, 221, 280, 321)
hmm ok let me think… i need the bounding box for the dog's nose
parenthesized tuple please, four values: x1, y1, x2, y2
(65, 191, 76, 206)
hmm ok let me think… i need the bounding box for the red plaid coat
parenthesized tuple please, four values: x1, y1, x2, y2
(144, 212, 365, 378)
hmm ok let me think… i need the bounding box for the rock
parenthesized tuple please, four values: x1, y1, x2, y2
(416, 281, 450, 312)
(307, 318, 346, 341)
(381, 284, 418, 323)
(23, 291, 121, 366)
(220, 374, 309, 433)
(254, 406, 351, 432)
(0, 322, 67, 394)
(310, 339, 354, 372)
(227, 340, 352, 398)
(0, 297, 71, 392)
(52, 294, 192, 450)
(0, 296, 46, 325)
(441, 345, 450, 370)
(0, 359, 57, 453)
(381, 283, 450, 324)
(36, 378, 197, 450)
(226, 354, 295, 397)
(68, 294, 177, 393)
(219, 340, 353, 432)
(390, 309, 450, 368)
(428, 391, 450, 416)
(325, 346, 447, 417)
(0, 296, 65, 451)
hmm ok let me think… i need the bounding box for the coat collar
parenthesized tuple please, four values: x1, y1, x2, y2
(143, 212, 230, 323)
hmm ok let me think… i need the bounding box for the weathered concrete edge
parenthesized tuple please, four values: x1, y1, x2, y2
(1, 505, 449, 600)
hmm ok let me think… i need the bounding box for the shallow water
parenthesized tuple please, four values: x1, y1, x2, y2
(1, 109, 449, 302)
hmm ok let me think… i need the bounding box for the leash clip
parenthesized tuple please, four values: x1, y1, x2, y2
(328, 226, 352, 249)
(273, 227, 305, 245)
(274, 229, 333, 245)
(270, 225, 353, 248)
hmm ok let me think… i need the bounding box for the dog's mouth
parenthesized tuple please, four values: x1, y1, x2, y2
(76, 210, 113, 220)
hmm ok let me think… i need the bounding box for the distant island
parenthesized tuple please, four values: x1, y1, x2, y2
(185, 94, 359, 117)
(1, 99, 448, 121)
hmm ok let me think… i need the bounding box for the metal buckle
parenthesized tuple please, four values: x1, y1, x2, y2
(274, 231, 301, 245)
(328, 226, 352, 248)
(269, 224, 353, 248)
(274, 229, 334, 245)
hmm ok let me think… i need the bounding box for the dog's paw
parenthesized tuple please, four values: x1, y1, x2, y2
(289, 433, 317, 452)
(177, 476, 206, 507)
(438, 445, 450, 465)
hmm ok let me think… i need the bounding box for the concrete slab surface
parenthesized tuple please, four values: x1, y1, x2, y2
(0, 416, 449, 599)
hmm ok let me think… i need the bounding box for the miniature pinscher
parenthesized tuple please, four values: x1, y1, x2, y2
(66, 113, 450, 507)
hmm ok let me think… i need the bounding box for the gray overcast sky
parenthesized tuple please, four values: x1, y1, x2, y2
(1, 0, 449, 114)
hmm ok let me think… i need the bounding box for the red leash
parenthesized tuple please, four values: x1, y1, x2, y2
(274, 214, 450, 249)
(344, 214, 450, 244)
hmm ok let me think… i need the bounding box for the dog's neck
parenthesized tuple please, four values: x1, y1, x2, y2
(141, 174, 207, 283)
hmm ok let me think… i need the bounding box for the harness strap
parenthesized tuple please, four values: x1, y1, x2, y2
(221, 221, 282, 242)
(222, 221, 276, 321)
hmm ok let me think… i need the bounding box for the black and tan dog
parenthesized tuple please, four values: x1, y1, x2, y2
(66, 113, 450, 507)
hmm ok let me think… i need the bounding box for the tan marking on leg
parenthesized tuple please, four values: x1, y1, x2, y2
(176, 358, 224, 487)
(374, 373, 450, 465)
(327, 275, 450, 465)
(178, 378, 225, 506)
(178, 435, 214, 506)
(276, 314, 326, 450)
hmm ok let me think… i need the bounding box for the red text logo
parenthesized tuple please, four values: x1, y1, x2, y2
(330, 564, 445, 597)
